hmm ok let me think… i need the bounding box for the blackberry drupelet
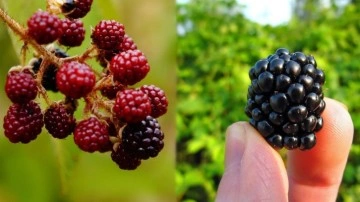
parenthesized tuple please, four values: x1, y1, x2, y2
(245, 48, 326, 150)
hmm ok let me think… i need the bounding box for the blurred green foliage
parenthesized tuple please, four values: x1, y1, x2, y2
(176, 0, 360, 201)
(0, 0, 176, 202)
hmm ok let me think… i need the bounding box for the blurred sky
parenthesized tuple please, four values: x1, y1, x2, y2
(177, 0, 350, 26)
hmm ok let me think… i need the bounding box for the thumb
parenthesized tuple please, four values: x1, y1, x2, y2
(216, 122, 288, 202)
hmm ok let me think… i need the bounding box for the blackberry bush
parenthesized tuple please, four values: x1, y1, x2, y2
(245, 48, 325, 150)
(0, 0, 169, 171)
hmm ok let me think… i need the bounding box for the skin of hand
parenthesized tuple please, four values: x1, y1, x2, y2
(216, 98, 354, 202)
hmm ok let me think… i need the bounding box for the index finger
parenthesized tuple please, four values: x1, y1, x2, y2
(287, 98, 354, 201)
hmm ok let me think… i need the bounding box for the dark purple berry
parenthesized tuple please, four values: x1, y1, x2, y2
(246, 49, 325, 150)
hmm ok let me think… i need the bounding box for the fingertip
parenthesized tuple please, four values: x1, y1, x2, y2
(217, 122, 288, 201)
(224, 122, 247, 168)
(287, 98, 354, 201)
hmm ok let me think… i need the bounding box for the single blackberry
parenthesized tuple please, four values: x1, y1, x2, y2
(109, 50, 150, 85)
(5, 68, 38, 104)
(27, 11, 62, 44)
(64, 0, 93, 19)
(245, 48, 326, 150)
(121, 116, 164, 160)
(44, 103, 76, 139)
(73, 117, 112, 152)
(91, 20, 125, 50)
(100, 82, 126, 99)
(56, 61, 96, 99)
(111, 144, 141, 170)
(59, 18, 85, 47)
(140, 85, 168, 118)
(3, 101, 44, 143)
(113, 89, 151, 123)
(31, 48, 69, 92)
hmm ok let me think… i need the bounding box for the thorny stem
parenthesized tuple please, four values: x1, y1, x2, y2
(36, 59, 52, 106)
(20, 42, 28, 66)
(0, 8, 62, 67)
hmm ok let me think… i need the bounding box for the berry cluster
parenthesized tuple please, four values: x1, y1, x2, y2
(1, 0, 168, 170)
(245, 48, 325, 150)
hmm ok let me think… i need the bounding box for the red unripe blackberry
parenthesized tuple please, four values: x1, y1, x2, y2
(27, 11, 62, 44)
(110, 50, 150, 85)
(91, 20, 125, 50)
(118, 34, 137, 52)
(44, 103, 76, 139)
(3, 101, 44, 143)
(245, 48, 326, 150)
(5, 69, 38, 104)
(64, 0, 93, 19)
(111, 144, 141, 170)
(113, 89, 151, 123)
(100, 82, 126, 100)
(74, 117, 112, 152)
(121, 116, 164, 160)
(56, 61, 96, 99)
(59, 18, 85, 47)
(140, 85, 168, 118)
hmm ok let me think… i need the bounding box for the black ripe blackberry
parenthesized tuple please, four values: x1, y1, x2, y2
(111, 144, 141, 170)
(32, 48, 69, 92)
(121, 116, 164, 160)
(245, 48, 325, 150)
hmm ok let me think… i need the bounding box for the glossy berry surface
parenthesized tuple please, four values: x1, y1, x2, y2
(74, 117, 112, 152)
(27, 11, 62, 44)
(3, 101, 44, 143)
(245, 48, 326, 150)
(111, 144, 141, 170)
(44, 103, 76, 139)
(56, 61, 96, 99)
(59, 18, 85, 47)
(5, 69, 38, 104)
(140, 85, 168, 118)
(91, 20, 125, 50)
(122, 116, 164, 160)
(110, 50, 150, 85)
(64, 0, 93, 19)
(113, 89, 151, 123)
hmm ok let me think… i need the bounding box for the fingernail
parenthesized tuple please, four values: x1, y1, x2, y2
(225, 122, 247, 169)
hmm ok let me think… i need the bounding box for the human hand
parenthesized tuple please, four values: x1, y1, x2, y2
(216, 98, 354, 202)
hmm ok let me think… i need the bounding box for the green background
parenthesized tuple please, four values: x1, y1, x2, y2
(176, 0, 360, 201)
(0, 0, 176, 201)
